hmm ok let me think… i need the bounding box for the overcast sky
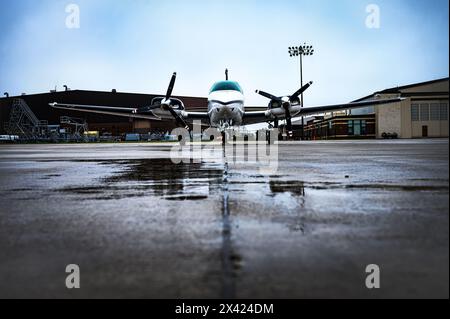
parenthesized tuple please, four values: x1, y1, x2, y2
(0, 0, 448, 107)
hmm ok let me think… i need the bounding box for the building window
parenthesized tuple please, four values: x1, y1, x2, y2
(420, 103, 429, 121)
(348, 120, 354, 135)
(354, 120, 361, 135)
(411, 104, 420, 121)
(430, 103, 440, 121)
(347, 120, 366, 136)
(440, 103, 448, 120)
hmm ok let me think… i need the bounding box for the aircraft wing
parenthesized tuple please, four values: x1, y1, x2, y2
(49, 103, 163, 120)
(49, 102, 210, 124)
(241, 110, 272, 125)
(242, 97, 403, 125)
(182, 112, 211, 125)
(295, 97, 404, 116)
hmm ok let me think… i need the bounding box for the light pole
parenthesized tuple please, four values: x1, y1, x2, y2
(288, 44, 314, 140)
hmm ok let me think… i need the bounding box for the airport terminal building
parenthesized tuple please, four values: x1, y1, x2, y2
(0, 78, 448, 140)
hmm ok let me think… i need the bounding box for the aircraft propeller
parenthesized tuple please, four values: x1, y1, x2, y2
(134, 73, 190, 131)
(256, 81, 313, 135)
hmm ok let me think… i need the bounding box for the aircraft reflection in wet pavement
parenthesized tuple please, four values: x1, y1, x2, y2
(50, 69, 403, 136)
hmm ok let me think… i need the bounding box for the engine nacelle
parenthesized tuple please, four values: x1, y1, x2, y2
(268, 96, 300, 109)
(268, 99, 281, 109)
(151, 97, 185, 110)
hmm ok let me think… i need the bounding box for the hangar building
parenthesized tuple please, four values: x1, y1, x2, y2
(0, 90, 207, 138)
(303, 78, 449, 139)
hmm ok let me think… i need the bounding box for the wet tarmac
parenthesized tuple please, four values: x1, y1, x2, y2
(0, 139, 448, 298)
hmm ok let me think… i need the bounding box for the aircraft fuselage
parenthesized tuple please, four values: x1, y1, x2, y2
(207, 81, 245, 129)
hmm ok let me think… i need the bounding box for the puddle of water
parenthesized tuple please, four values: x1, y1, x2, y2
(58, 159, 224, 201)
(269, 180, 305, 196)
(343, 184, 449, 192)
(165, 195, 209, 201)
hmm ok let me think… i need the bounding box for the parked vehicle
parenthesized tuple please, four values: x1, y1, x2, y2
(0, 135, 20, 142)
(125, 133, 140, 142)
(382, 132, 398, 139)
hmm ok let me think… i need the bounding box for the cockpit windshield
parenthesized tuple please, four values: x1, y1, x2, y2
(209, 81, 243, 94)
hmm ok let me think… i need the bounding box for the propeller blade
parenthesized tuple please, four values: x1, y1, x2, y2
(255, 90, 281, 101)
(290, 81, 313, 102)
(165, 72, 177, 100)
(165, 105, 190, 131)
(136, 72, 178, 113)
(284, 107, 293, 133)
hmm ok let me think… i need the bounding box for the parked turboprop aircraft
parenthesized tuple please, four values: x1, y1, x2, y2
(50, 70, 402, 135)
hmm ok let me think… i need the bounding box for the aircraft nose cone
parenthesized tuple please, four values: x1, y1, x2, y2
(223, 105, 235, 114)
